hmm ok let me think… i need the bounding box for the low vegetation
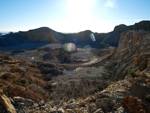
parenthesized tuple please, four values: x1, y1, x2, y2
(121, 96, 149, 113)
(57, 48, 72, 63)
(0, 55, 63, 102)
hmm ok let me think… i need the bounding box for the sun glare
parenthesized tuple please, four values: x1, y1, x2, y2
(66, 0, 95, 18)
(51, 0, 114, 33)
(63, 0, 96, 31)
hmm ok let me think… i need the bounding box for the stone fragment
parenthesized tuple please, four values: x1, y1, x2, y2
(0, 94, 16, 113)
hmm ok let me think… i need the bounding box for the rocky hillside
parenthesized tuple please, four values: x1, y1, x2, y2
(106, 30, 150, 80)
(0, 21, 150, 49)
(1, 21, 150, 112)
(19, 27, 58, 42)
(1, 30, 150, 112)
(0, 55, 64, 102)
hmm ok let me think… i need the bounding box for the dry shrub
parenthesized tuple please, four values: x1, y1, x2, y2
(7, 59, 21, 64)
(129, 72, 148, 78)
(10, 64, 26, 74)
(0, 89, 3, 94)
(134, 53, 150, 71)
(6, 85, 43, 102)
(121, 96, 149, 113)
(0, 72, 16, 80)
(77, 97, 83, 102)
(38, 62, 63, 75)
(44, 83, 53, 91)
(42, 52, 54, 61)
(0, 83, 3, 87)
(77, 97, 84, 106)
(3, 55, 11, 60)
(57, 48, 72, 63)
(139, 72, 148, 78)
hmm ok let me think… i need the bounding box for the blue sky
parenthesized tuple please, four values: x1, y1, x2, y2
(0, 0, 150, 33)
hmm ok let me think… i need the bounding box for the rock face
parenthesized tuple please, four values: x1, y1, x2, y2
(1, 21, 150, 49)
(108, 30, 150, 80)
(0, 94, 16, 113)
(103, 21, 150, 46)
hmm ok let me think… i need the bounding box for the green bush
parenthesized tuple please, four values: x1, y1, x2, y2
(28, 80, 32, 84)
(128, 69, 136, 78)
(21, 79, 26, 84)
(20, 71, 26, 75)
(130, 70, 135, 76)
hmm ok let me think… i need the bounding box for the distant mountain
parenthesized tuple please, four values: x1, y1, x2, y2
(0, 27, 108, 49)
(0, 32, 9, 35)
(0, 20, 150, 49)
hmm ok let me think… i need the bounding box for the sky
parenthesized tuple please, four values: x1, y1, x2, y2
(0, 0, 150, 33)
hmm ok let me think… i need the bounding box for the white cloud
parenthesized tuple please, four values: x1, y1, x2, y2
(104, 0, 116, 8)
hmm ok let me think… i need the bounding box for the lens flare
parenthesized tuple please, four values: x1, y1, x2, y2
(90, 33, 96, 42)
(63, 43, 76, 52)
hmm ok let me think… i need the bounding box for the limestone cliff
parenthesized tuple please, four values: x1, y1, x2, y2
(108, 30, 150, 80)
(103, 20, 150, 46)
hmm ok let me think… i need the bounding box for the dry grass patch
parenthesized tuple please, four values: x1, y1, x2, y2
(2, 55, 11, 60)
(6, 85, 44, 102)
(10, 64, 26, 74)
(121, 96, 149, 113)
(0, 72, 16, 80)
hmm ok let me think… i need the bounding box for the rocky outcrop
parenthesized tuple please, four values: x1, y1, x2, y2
(57, 48, 72, 63)
(103, 20, 150, 46)
(9, 74, 150, 112)
(107, 30, 150, 80)
(0, 94, 16, 113)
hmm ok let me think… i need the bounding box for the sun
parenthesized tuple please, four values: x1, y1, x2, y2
(66, 0, 96, 22)
(66, 0, 95, 16)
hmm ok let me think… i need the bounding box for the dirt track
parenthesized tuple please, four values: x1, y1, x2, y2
(62, 47, 115, 69)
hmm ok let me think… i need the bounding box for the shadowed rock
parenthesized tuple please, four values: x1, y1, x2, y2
(0, 94, 16, 113)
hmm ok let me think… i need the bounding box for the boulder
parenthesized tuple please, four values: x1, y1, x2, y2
(58, 107, 65, 113)
(87, 103, 97, 113)
(66, 109, 75, 113)
(93, 108, 104, 113)
(49, 107, 58, 113)
(0, 94, 16, 113)
(39, 100, 45, 106)
(13, 96, 34, 106)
